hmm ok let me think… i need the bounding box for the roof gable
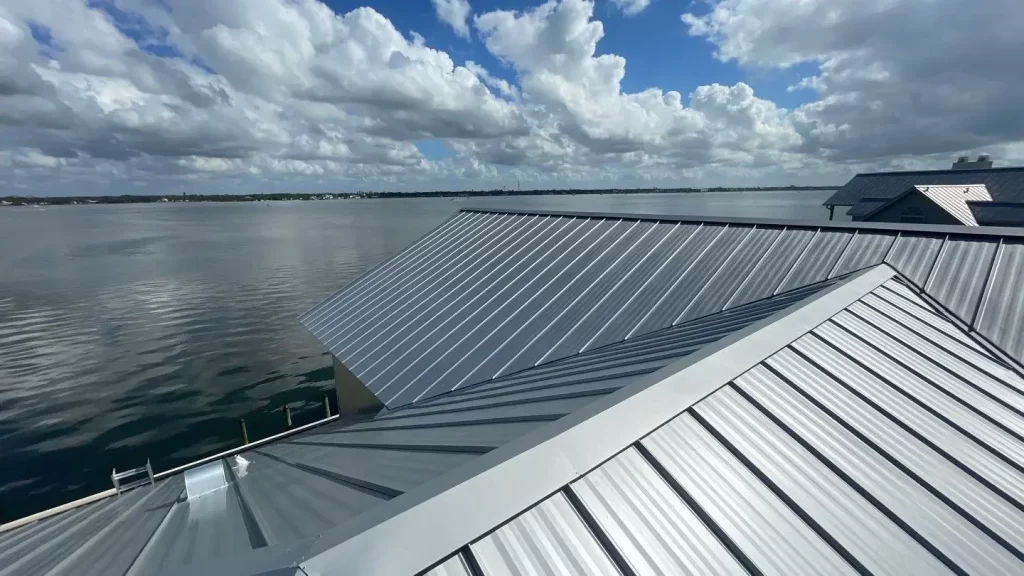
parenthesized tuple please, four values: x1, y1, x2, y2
(824, 166, 1024, 207)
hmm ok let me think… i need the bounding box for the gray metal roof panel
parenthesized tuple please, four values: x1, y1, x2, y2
(870, 282, 986, 351)
(470, 491, 621, 576)
(641, 412, 859, 576)
(830, 232, 896, 278)
(824, 166, 1024, 206)
(915, 184, 992, 226)
(570, 447, 746, 575)
(883, 233, 945, 286)
(975, 240, 1024, 360)
(424, 553, 474, 576)
(723, 227, 816, 309)
(696, 386, 952, 576)
(846, 198, 893, 217)
(736, 363, 1023, 574)
(924, 237, 999, 322)
(776, 229, 854, 293)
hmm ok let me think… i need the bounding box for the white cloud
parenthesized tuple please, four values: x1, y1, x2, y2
(611, 0, 652, 16)
(2, 0, 1022, 195)
(683, 0, 1024, 164)
(431, 0, 473, 38)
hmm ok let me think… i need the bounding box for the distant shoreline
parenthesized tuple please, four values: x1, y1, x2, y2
(0, 186, 838, 206)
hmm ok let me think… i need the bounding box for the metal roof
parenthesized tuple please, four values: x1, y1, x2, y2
(849, 185, 993, 225)
(846, 197, 890, 217)
(0, 281, 832, 576)
(304, 267, 1024, 576)
(302, 209, 1024, 410)
(824, 165, 1024, 207)
(969, 201, 1024, 227)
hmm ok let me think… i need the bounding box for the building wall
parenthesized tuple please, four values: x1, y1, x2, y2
(857, 192, 962, 225)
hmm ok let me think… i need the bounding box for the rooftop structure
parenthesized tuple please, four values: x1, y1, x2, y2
(849, 184, 992, 225)
(3, 209, 1024, 576)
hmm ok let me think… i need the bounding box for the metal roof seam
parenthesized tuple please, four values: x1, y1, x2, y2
(673, 226, 758, 324)
(539, 223, 684, 365)
(731, 372, 966, 574)
(800, 330, 1024, 480)
(560, 485, 638, 576)
(687, 406, 870, 575)
(253, 450, 402, 499)
(723, 226, 787, 311)
(971, 239, 1004, 328)
(786, 338, 1024, 515)
(624, 225, 729, 340)
(630, 440, 765, 576)
(842, 305, 1024, 407)
(398, 219, 618, 402)
(761, 356, 1024, 562)
(458, 208, 1024, 238)
(827, 230, 859, 280)
(773, 228, 821, 296)
(580, 223, 704, 352)
(495, 220, 652, 377)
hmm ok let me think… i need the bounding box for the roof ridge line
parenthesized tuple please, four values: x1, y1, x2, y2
(456, 208, 1024, 238)
(299, 264, 898, 576)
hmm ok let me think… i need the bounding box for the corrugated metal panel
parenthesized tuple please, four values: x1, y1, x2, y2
(884, 233, 944, 286)
(470, 492, 621, 576)
(792, 333, 1024, 508)
(765, 347, 1024, 554)
(291, 421, 543, 452)
(975, 240, 1024, 362)
(831, 310, 1024, 440)
(830, 233, 895, 278)
(812, 321, 1024, 467)
(776, 230, 853, 294)
(969, 201, 1024, 226)
(738, 364, 1023, 574)
(641, 412, 858, 576)
(847, 198, 890, 217)
(628, 226, 754, 336)
(860, 291, 1006, 371)
(424, 553, 474, 576)
(571, 447, 745, 575)
(915, 184, 991, 226)
(724, 228, 816, 309)
(845, 302, 1024, 401)
(924, 237, 998, 321)
(871, 280, 986, 352)
(696, 387, 953, 576)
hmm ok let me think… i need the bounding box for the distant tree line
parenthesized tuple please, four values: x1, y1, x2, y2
(0, 185, 838, 206)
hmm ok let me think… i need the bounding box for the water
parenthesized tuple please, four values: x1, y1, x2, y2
(0, 190, 832, 520)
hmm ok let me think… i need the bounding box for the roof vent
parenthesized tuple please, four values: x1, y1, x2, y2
(185, 460, 227, 500)
(952, 155, 993, 170)
(956, 156, 970, 164)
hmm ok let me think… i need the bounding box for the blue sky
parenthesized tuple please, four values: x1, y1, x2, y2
(2, 0, 1022, 195)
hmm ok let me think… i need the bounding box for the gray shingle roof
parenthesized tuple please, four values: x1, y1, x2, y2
(825, 166, 1024, 207)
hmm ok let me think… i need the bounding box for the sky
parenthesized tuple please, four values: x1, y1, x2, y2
(1, 0, 1023, 196)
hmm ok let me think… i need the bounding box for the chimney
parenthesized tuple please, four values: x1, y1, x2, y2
(952, 155, 994, 170)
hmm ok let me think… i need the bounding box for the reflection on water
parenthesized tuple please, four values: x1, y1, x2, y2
(0, 191, 832, 519)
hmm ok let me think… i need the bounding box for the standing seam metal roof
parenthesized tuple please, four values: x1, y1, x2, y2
(301, 209, 1024, 411)
(309, 269, 1024, 576)
(824, 166, 1024, 206)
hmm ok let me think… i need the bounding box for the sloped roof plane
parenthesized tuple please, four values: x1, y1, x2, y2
(824, 166, 1024, 206)
(303, 266, 1024, 576)
(849, 184, 992, 225)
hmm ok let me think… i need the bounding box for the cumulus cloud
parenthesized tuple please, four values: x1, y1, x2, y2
(611, 0, 652, 16)
(432, 0, 473, 38)
(683, 0, 1024, 164)
(1, 0, 1021, 195)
